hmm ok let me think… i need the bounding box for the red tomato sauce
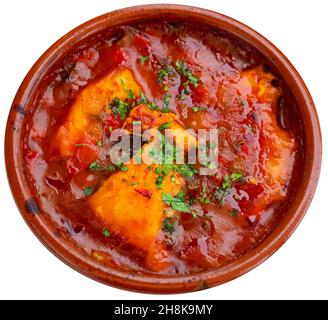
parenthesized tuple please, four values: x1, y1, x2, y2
(22, 22, 304, 274)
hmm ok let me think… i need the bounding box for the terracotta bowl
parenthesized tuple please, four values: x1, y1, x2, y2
(5, 4, 321, 293)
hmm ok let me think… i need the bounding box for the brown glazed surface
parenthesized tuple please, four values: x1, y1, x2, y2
(5, 5, 321, 293)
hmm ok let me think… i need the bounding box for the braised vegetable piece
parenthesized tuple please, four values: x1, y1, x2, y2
(23, 22, 302, 274)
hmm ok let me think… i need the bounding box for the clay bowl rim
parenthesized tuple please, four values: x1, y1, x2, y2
(5, 4, 322, 294)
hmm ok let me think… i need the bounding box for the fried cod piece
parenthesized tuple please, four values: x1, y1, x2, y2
(56, 68, 140, 156)
(89, 162, 184, 270)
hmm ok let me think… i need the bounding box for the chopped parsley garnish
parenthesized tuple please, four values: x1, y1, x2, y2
(214, 172, 244, 205)
(198, 184, 211, 204)
(162, 192, 190, 213)
(176, 164, 197, 178)
(176, 191, 185, 201)
(137, 90, 148, 104)
(158, 122, 173, 131)
(108, 97, 129, 120)
(157, 64, 175, 84)
(230, 172, 243, 181)
(162, 216, 176, 234)
(155, 175, 164, 189)
(89, 161, 115, 172)
(83, 186, 93, 196)
(170, 175, 176, 183)
(97, 139, 103, 147)
(230, 209, 238, 217)
(134, 90, 160, 111)
(107, 165, 116, 172)
(102, 227, 111, 237)
(147, 101, 159, 110)
(192, 106, 207, 112)
(191, 210, 198, 219)
(162, 164, 174, 175)
(117, 162, 128, 172)
(139, 55, 149, 63)
(162, 94, 171, 113)
(127, 89, 135, 99)
(89, 161, 99, 170)
(155, 167, 161, 175)
(175, 59, 200, 87)
(157, 69, 169, 83)
(120, 78, 128, 92)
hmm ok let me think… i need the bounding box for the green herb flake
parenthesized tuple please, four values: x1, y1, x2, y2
(192, 106, 207, 112)
(75, 143, 86, 147)
(170, 175, 176, 183)
(107, 165, 116, 172)
(162, 94, 171, 113)
(102, 227, 111, 237)
(89, 161, 99, 170)
(157, 69, 169, 84)
(97, 139, 103, 148)
(162, 192, 190, 213)
(162, 164, 174, 176)
(230, 172, 243, 181)
(191, 210, 198, 219)
(157, 64, 175, 84)
(137, 90, 148, 104)
(162, 216, 176, 234)
(83, 186, 93, 196)
(158, 121, 173, 131)
(214, 172, 244, 205)
(89, 161, 116, 172)
(108, 97, 129, 120)
(139, 55, 149, 64)
(230, 209, 238, 217)
(177, 164, 197, 178)
(155, 167, 161, 175)
(120, 79, 128, 92)
(175, 59, 200, 87)
(127, 89, 135, 99)
(147, 102, 159, 110)
(155, 175, 164, 189)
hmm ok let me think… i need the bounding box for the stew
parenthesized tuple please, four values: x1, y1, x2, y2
(22, 22, 303, 274)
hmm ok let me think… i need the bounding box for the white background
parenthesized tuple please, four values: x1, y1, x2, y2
(0, 0, 327, 300)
